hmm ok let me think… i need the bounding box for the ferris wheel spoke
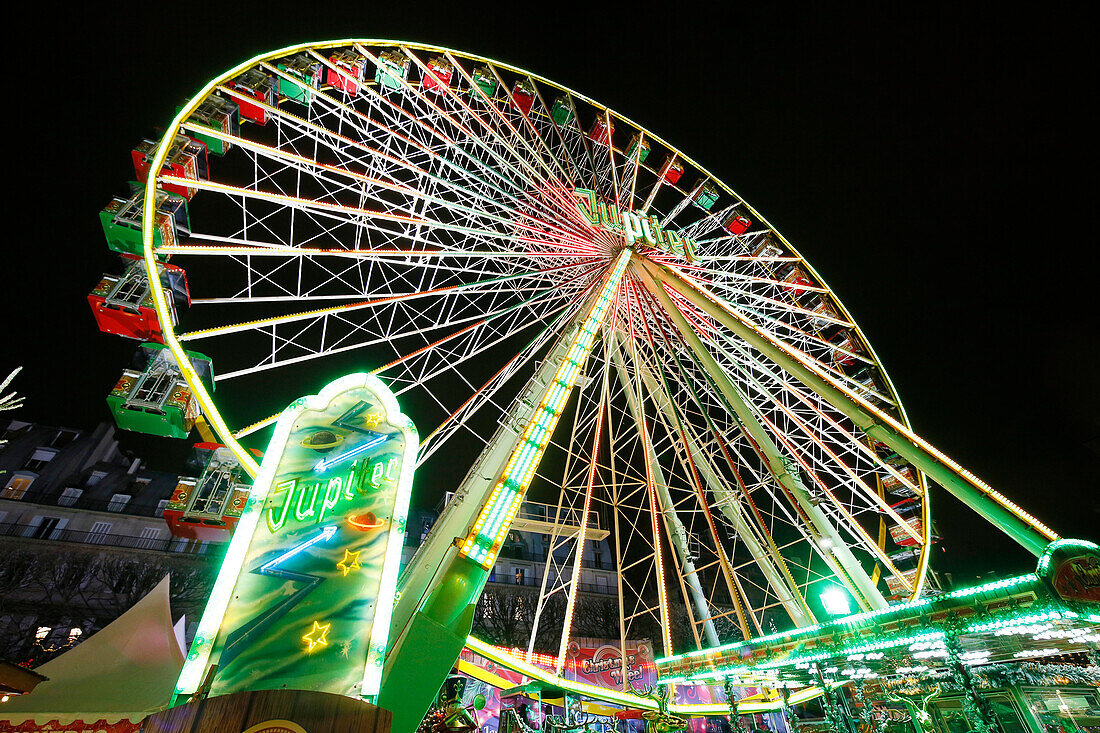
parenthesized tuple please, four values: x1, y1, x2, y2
(474, 62, 574, 187)
(677, 263, 832, 297)
(750, 407, 914, 592)
(352, 46, 571, 225)
(381, 278, 594, 400)
(409, 50, 596, 237)
(220, 80, 553, 233)
(180, 242, 557, 306)
(683, 271, 852, 331)
(708, 328, 917, 493)
(179, 119, 546, 236)
(671, 270, 881, 384)
(212, 267, 587, 384)
(177, 258, 598, 341)
(521, 76, 582, 184)
(704, 337, 894, 502)
(414, 300, 583, 464)
(615, 330, 759, 639)
(160, 175, 596, 258)
(608, 333, 724, 649)
(174, 232, 594, 294)
(634, 279, 890, 611)
(623, 132, 646, 210)
(626, 294, 816, 629)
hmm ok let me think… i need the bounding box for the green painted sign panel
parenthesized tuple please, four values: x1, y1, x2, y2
(176, 373, 417, 701)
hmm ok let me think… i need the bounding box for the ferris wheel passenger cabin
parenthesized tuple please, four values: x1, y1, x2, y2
(693, 181, 720, 210)
(780, 265, 812, 294)
(374, 50, 410, 91)
(661, 156, 684, 185)
(511, 80, 536, 115)
(99, 183, 190, 258)
(550, 96, 573, 125)
(722, 210, 753, 235)
(276, 54, 322, 103)
(587, 116, 613, 145)
(225, 68, 276, 125)
(88, 257, 189, 342)
(469, 66, 497, 98)
(163, 443, 259, 542)
(423, 56, 453, 93)
(326, 49, 367, 95)
(131, 135, 208, 199)
(185, 95, 240, 156)
(626, 133, 651, 163)
(882, 465, 919, 497)
(106, 343, 213, 439)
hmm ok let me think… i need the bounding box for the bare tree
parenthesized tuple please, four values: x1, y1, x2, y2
(90, 553, 171, 618)
(0, 549, 40, 614)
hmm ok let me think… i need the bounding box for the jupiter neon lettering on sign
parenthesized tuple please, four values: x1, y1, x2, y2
(573, 188, 698, 261)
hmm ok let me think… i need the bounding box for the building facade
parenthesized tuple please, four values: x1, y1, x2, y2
(1, 418, 632, 669)
(0, 418, 219, 667)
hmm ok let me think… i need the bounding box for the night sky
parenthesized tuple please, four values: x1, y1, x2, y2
(6, 5, 1095, 582)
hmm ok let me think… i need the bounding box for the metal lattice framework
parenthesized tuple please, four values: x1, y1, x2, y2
(134, 41, 1058, 694)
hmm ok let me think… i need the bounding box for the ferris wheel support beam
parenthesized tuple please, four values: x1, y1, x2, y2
(634, 260, 889, 612)
(637, 258, 1058, 557)
(621, 333, 816, 631)
(379, 251, 631, 733)
(608, 339, 721, 648)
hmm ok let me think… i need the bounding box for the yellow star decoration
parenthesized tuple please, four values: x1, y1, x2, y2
(362, 411, 384, 428)
(336, 548, 362, 577)
(302, 620, 330, 652)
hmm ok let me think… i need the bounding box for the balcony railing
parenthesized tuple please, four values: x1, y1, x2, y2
(0, 521, 224, 558)
(485, 574, 616, 596)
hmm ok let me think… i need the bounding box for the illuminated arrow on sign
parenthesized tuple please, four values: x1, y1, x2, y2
(314, 434, 388, 473)
(220, 524, 337, 667)
(259, 521, 336, 572)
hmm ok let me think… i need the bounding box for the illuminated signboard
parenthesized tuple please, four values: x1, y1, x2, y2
(572, 188, 699, 261)
(175, 373, 417, 701)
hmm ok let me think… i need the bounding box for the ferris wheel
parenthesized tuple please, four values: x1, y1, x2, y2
(91, 40, 1058, 698)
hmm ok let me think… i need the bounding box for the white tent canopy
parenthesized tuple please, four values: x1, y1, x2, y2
(0, 575, 186, 723)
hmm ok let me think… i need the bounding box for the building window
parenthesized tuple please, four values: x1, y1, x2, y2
(107, 494, 131, 512)
(58, 488, 83, 507)
(1, 474, 35, 500)
(23, 448, 58, 472)
(155, 499, 169, 517)
(133, 477, 151, 493)
(137, 526, 162, 549)
(29, 517, 64, 540)
(172, 537, 209, 555)
(514, 567, 527, 585)
(88, 521, 112, 544)
(86, 470, 107, 487)
(49, 430, 78, 449)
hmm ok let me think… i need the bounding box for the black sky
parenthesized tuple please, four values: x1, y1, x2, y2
(5, 4, 1096, 580)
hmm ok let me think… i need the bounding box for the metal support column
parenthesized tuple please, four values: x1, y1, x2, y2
(636, 263, 887, 611)
(609, 341, 720, 647)
(377, 251, 632, 733)
(635, 256, 1057, 556)
(624, 336, 815, 630)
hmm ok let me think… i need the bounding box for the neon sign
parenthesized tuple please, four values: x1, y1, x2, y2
(174, 373, 418, 703)
(573, 188, 699, 261)
(266, 455, 403, 532)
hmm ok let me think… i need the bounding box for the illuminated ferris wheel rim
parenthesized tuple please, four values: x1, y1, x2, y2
(108, 40, 1070, 715)
(132, 35, 955, 657)
(140, 37, 917, 470)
